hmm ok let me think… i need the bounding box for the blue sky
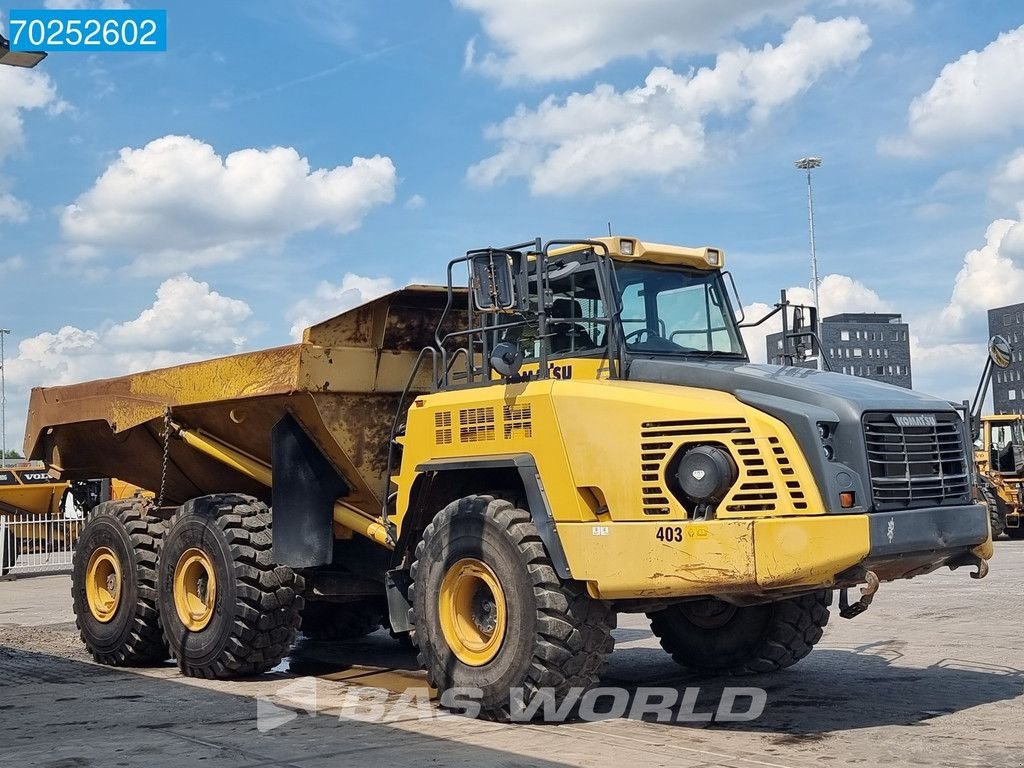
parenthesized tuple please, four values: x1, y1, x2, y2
(2, 0, 1024, 444)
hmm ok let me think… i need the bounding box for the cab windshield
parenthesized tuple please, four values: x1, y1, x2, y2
(614, 263, 746, 357)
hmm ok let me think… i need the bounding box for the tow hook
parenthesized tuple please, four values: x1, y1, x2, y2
(949, 552, 989, 580)
(839, 570, 880, 619)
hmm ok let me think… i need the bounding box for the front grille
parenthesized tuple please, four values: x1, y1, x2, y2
(863, 412, 970, 510)
(639, 418, 809, 517)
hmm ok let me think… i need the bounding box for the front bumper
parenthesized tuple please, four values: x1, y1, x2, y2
(850, 503, 992, 582)
(557, 504, 992, 600)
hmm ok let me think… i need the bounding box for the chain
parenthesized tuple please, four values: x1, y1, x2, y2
(156, 408, 171, 507)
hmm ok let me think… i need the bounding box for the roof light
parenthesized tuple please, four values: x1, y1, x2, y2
(706, 248, 721, 266)
(619, 238, 635, 256)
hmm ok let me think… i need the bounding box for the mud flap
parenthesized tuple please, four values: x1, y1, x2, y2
(270, 414, 348, 567)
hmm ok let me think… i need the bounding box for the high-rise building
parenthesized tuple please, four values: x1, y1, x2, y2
(767, 312, 912, 388)
(988, 302, 1024, 414)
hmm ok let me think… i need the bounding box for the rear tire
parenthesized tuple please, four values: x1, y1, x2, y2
(409, 494, 615, 720)
(71, 499, 168, 665)
(301, 599, 383, 640)
(648, 591, 830, 675)
(157, 494, 303, 678)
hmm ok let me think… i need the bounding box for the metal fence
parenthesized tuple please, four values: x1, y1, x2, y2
(1, 513, 84, 578)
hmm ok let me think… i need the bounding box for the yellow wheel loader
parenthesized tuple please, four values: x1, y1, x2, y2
(24, 236, 992, 719)
(975, 415, 1024, 538)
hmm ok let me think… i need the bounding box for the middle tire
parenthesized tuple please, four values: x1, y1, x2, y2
(648, 591, 831, 675)
(409, 494, 615, 720)
(158, 494, 304, 678)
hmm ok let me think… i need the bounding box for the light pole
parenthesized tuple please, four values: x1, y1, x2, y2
(0, 37, 43, 469)
(0, 33, 47, 68)
(795, 156, 823, 369)
(0, 329, 8, 466)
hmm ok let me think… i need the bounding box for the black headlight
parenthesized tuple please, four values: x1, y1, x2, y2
(675, 445, 738, 505)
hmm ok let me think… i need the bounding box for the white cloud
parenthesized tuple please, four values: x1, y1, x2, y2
(880, 24, 1024, 156)
(5, 274, 253, 444)
(990, 148, 1024, 208)
(405, 193, 426, 210)
(909, 338, 984, 402)
(0, 67, 65, 161)
(468, 16, 870, 195)
(0, 255, 25, 275)
(60, 135, 398, 274)
(457, 0, 815, 83)
(0, 67, 65, 219)
(937, 217, 1024, 335)
(0, 193, 28, 223)
(741, 273, 890, 363)
(104, 274, 251, 352)
(287, 273, 396, 339)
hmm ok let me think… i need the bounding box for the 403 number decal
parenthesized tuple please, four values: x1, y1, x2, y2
(655, 525, 709, 542)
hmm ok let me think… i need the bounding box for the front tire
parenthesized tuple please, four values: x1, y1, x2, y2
(71, 499, 168, 665)
(648, 591, 830, 675)
(409, 495, 615, 720)
(981, 484, 1006, 538)
(157, 494, 303, 678)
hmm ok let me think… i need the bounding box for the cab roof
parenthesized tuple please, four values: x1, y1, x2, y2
(550, 235, 724, 271)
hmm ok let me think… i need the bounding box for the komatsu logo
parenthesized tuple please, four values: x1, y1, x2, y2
(893, 414, 937, 428)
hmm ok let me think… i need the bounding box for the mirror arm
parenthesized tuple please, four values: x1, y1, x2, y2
(738, 303, 784, 329)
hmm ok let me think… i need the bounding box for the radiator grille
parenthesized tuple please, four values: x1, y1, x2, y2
(863, 412, 970, 510)
(503, 404, 533, 439)
(433, 404, 533, 446)
(434, 411, 452, 445)
(459, 407, 496, 443)
(640, 419, 808, 517)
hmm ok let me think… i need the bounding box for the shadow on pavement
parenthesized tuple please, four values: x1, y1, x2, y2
(604, 642, 1024, 734)
(284, 629, 1024, 735)
(0, 644, 575, 768)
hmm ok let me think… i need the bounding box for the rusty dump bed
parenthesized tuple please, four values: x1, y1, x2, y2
(25, 286, 466, 518)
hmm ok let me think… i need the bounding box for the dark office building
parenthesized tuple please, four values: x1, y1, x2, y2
(767, 312, 913, 388)
(989, 301, 1024, 414)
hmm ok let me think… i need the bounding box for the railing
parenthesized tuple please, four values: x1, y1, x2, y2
(0, 512, 85, 578)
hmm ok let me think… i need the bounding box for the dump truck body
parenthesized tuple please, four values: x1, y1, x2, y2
(0, 465, 68, 517)
(25, 236, 992, 719)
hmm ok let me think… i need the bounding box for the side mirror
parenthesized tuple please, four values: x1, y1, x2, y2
(790, 306, 819, 360)
(989, 335, 1012, 369)
(490, 341, 523, 378)
(470, 250, 518, 312)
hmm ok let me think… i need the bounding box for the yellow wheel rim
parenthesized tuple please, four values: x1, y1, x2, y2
(85, 546, 122, 623)
(438, 557, 507, 667)
(173, 548, 217, 632)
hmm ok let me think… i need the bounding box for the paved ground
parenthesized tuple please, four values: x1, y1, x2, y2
(1, 543, 1023, 768)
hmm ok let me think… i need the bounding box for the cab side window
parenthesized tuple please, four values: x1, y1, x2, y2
(497, 261, 607, 361)
(547, 267, 605, 357)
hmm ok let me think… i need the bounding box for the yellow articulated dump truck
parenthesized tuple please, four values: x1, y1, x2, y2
(25, 236, 991, 718)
